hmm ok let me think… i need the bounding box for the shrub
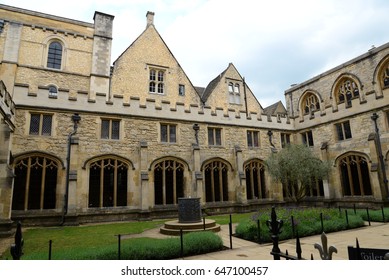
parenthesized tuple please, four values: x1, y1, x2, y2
(235, 207, 365, 243)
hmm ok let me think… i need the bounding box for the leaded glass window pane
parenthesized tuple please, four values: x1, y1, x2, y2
(41, 115, 52, 136)
(29, 114, 40, 135)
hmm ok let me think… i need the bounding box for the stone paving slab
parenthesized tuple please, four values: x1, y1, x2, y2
(1, 221, 388, 260)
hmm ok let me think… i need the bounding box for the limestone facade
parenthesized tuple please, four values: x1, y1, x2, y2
(0, 4, 388, 231)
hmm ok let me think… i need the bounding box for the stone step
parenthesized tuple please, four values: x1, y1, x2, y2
(160, 219, 221, 236)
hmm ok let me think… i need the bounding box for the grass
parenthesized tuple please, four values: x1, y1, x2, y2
(235, 207, 366, 243)
(2, 206, 387, 260)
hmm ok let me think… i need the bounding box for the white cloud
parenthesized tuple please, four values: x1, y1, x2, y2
(3, 0, 389, 107)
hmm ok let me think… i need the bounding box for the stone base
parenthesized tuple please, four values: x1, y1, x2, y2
(0, 219, 14, 238)
(160, 219, 220, 236)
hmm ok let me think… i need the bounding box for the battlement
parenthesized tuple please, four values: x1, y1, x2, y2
(293, 88, 389, 130)
(13, 84, 294, 130)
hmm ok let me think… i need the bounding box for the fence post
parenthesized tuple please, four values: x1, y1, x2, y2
(117, 234, 121, 260)
(345, 209, 349, 228)
(10, 221, 24, 260)
(381, 206, 385, 222)
(48, 240, 52, 260)
(229, 214, 233, 249)
(180, 228, 184, 258)
(257, 219, 261, 243)
(266, 206, 283, 260)
(291, 215, 295, 238)
(203, 216, 206, 230)
(366, 208, 371, 226)
(320, 212, 324, 233)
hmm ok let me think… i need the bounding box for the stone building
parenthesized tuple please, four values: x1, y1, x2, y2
(0, 4, 388, 235)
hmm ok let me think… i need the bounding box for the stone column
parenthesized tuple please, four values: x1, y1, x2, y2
(0, 120, 13, 236)
(368, 133, 385, 200)
(320, 142, 331, 199)
(66, 137, 79, 215)
(235, 145, 247, 203)
(192, 144, 203, 200)
(140, 141, 150, 210)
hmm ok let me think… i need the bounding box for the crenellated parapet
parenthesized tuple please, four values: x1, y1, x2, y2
(12, 83, 293, 130)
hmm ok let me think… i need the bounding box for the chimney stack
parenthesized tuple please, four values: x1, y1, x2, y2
(146, 11, 155, 27)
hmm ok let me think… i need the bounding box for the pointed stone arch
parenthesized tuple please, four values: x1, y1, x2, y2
(12, 152, 63, 211)
(335, 152, 372, 197)
(297, 90, 322, 119)
(243, 158, 267, 200)
(150, 157, 188, 206)
(331, 73, 364, 109)
(373, 54, 389, 93)
(201, 158, 232, 203)
(85, 155, 132, 208)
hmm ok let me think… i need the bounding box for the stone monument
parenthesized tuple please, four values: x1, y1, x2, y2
(160, 197, 220, 236)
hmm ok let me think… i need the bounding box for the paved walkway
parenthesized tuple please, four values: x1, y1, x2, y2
(1, 221, 389, 260)
(114, 221, 389, 260)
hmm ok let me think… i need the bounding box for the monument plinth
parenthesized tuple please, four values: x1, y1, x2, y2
(160, 197, 220, 236)
(178, 197, 201, 223)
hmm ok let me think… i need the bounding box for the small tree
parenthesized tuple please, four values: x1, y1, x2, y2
(265, 144, 331, 202)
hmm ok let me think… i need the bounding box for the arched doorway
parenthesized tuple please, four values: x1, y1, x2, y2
(203, 160, 229, 203)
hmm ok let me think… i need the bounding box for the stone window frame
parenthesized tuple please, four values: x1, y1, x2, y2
(338, 153, 372, 196)
(100, 118, 121, 140)
(160, 123, 177, 144)
(43, 36, 67, 71)
(28, 112, 53, 136)
(301, 92, 320, 117)
(88, 157, 129, 208)
(335, 120, 352, 141)
(334, 77, 360, 108)
(383, 63, 389, 88)
(203, 160, 229, 203)
(148, 66, 166, 95)
(12, 154, 60, 211)
(178, 84, 185, 96)
(247, 130, 260, 148)
(153, 159, 185, 205)
(280, 132, 291, 148)
(301, 130, 314, 147)
(207, 126, 223, 146)
(228, 81, 241, 105)
(244, 159, 266, 200)
(48, 84, 58, 98)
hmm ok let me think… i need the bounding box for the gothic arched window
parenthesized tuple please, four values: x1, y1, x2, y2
(339, 154, 372, 196)
(154, 160, 184, 205)
(204, 161, 229, 202)
(12, 156, 58, 210)
(244, 160, 266, 200)
(336, 78, 360, 107)
(301, 92, 320, 117)
(88, 158, 128, 208)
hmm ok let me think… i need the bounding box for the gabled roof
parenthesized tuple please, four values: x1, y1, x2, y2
(263, 101, 287, 116)
(200, 68, 227, 102)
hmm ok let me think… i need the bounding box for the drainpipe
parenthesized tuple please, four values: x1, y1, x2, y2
(243, 77, 248, 118)
(62, 113, 81, 225)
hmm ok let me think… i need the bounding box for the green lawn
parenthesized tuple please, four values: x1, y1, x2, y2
(2, 207, 387, 260)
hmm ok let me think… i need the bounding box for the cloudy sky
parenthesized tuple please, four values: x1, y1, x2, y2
(3, 0, 389, 107)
